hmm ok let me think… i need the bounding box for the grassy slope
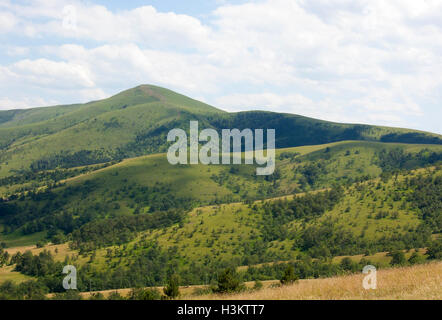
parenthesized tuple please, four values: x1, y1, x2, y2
(110, 166, 439, 268)
(190, 261, 442, 300)
(0, 167, 440, 295)
(1, 141, 441, 245)
(1, 85, 441, 179)
(18, 159, 432, 277)
(0, 85, 225, 177)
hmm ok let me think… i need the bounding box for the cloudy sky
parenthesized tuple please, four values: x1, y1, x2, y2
(0, 0, 441, 134)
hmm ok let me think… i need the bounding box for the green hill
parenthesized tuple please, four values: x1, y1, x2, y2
(0, 85, 441, 297)
(1, 140, 441, 245)
(1, 159, 440, 292)
(0, 85, 440, 178)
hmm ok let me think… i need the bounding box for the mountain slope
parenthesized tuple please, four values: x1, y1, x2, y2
(1, 140, 441, 243)
(0, 85, 441, 178)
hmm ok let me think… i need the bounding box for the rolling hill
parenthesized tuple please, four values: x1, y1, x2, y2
(0, 84, 441, 299)
(1, 85, 441, 179)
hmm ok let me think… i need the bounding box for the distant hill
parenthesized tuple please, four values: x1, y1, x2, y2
(0, 84, 441, 178)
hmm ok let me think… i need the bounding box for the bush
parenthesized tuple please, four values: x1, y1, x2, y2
(340, 257, 354, 271)
(36, 241, 46, 248)
(129, 288, 161, 300)
(408, 251, 424, 265)
(215, 268, 245, 294)
(88, 292, 105, 300)
(280, 265, 298, 285)
(163, 274, 180, 299)
(252, 280, 263, 291)
(107, 291, 126, 300)
(427, 239, 442, 260)
(51, 290, 83, 300)
(390, 250, 406, 266)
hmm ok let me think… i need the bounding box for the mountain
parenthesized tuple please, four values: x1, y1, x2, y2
(0, 85, 441, 297)
(0, 84, 441, 178)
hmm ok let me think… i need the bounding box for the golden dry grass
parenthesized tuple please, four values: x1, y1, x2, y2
(5, 243, 74, 262)
(74, 284, 209, 299)
(189, 262, 442, 300)
(0, 265, 33, 283)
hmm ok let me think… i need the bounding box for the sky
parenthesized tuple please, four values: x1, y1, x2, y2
(0, 0, 441, 134)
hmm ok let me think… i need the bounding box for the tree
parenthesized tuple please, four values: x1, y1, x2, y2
(36, 241, 45, 248)
(280, 265, 298, 285)
(163, 274, 180, 299)
(408, 251, 424, 265)
(427, 239, 442, 260)
(215, 268, 244, 293)
(390, 250, 406, 266)
(340, 257, 354, 271)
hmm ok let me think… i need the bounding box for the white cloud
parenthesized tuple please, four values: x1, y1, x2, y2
(0, 0, 441, 133)
(11, 58, 95, 88)
(0, 96, 56, 110)
(0, 11, 17, 32)
(5, 46, 29, 56)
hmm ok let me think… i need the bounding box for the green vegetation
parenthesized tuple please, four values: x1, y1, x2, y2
(0, 85, 441, 299)
(214, 268, 245, 294)
(163, 274, 180, 299)
(1, 85, 440, 180)
(280, 265, 298, 285)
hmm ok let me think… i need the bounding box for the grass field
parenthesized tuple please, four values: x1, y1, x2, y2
(190, 261, 442, 300)
(0, 266, 32, 284)
(56, 261, 442, 300)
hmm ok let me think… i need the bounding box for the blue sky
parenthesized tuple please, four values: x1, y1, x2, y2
(0, 0, 441, 134)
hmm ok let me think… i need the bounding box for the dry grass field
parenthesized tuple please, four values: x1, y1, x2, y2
(4, 243, 73, 261)
(76, 262, 441, 300)
(0, 265, 32, 283)
(189, 262, 442, 300)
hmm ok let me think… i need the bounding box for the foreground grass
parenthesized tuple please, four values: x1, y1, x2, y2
(189, 262, 442, 300)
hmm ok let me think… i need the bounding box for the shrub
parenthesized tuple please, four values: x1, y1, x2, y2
(163, 274, 180, 299)
(36, 241, 46, 248)
(427, 239, 442, 260)
(408, 251, 424, 265)
(129, 288, 161, 300)
(107, 291, 126, 300)
(390, 250, 406, 266)
(252, 280, 263, 291)
(340, 257, 354, 271)
(280, 265, 299, 285)
(51, 290, 83, 300)
(88, 292, 105, 300)
(215, 268, 245, 294)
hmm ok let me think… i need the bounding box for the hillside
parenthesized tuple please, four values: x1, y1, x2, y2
(0, 85, 441, 179)
(190, 261, 442, 300)
(1, 141, 441, 247)
(0, 85, 441, 299)
(0, 141, 440, 295)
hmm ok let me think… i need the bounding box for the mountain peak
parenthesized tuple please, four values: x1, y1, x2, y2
(111, 84, 224, 114)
